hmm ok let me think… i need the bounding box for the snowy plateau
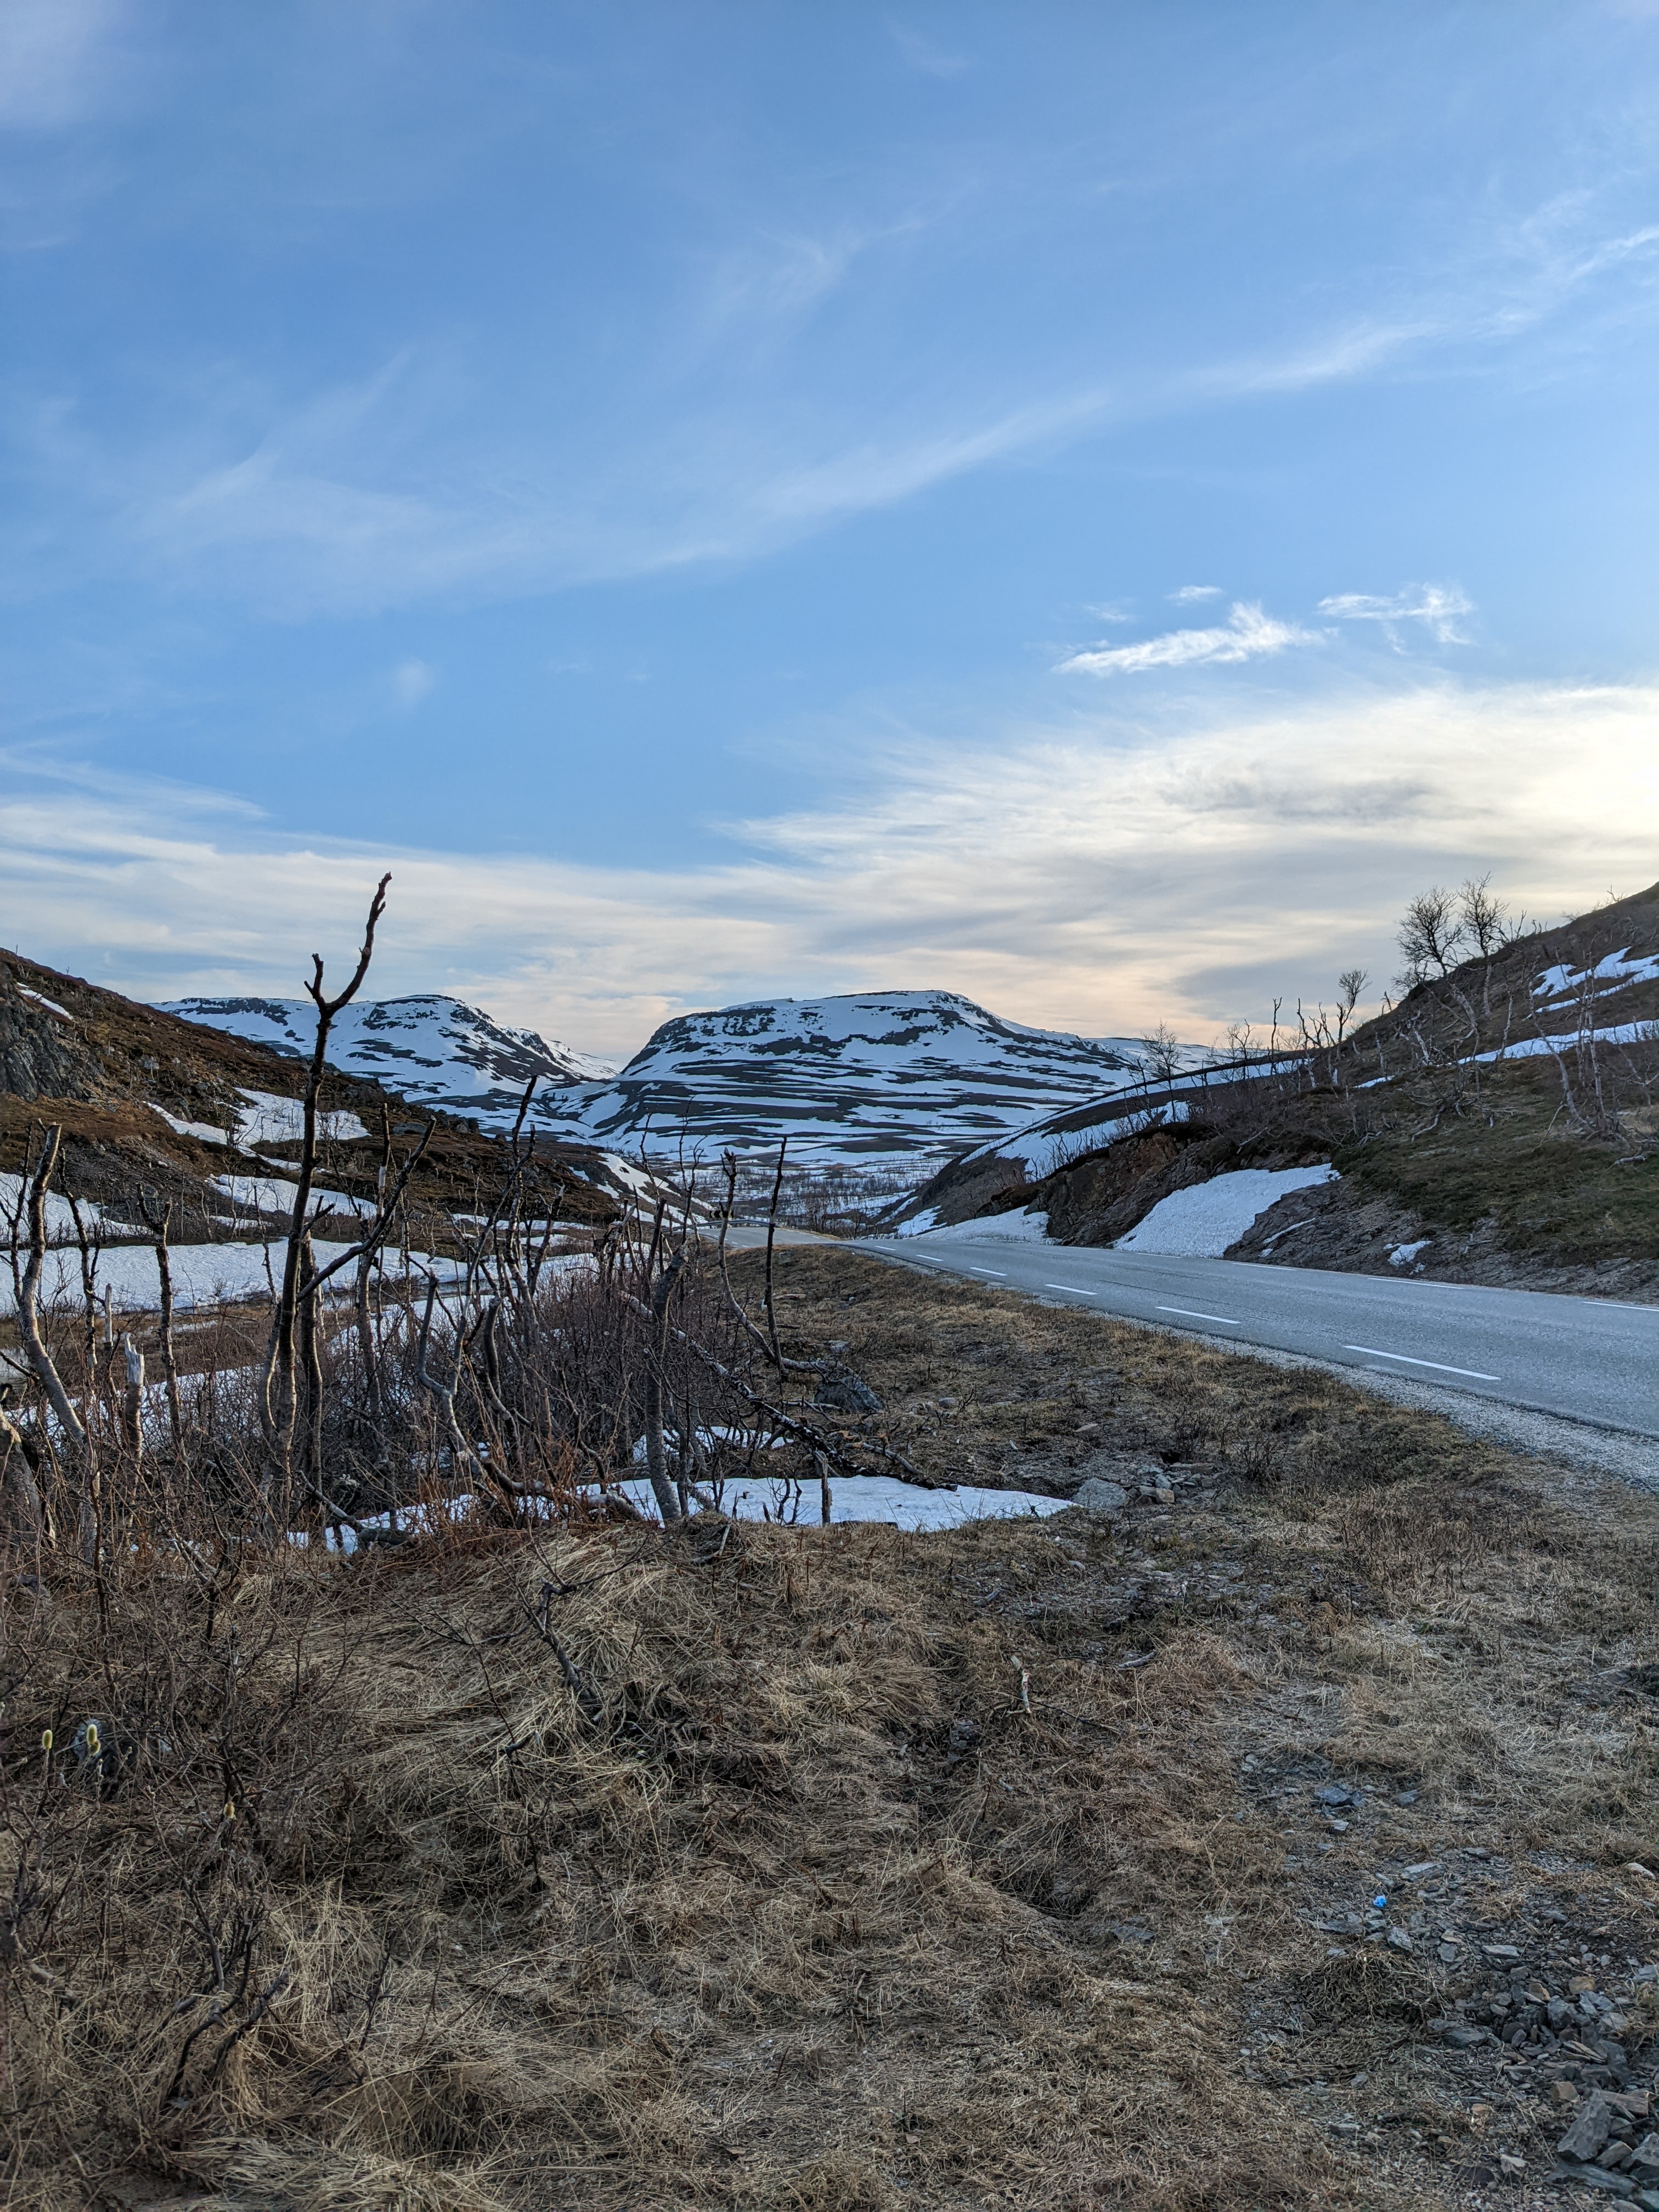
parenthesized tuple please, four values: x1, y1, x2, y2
(167, 989, 1181, 1165)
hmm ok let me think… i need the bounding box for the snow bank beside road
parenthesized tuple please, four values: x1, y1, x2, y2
(912, 1207, 1053, 1245)
(1115, 1166, 1338, 1257)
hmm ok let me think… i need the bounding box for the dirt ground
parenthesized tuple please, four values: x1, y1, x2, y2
(4, 1245, 1655, 2212)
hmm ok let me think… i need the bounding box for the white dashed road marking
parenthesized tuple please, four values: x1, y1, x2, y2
(1342, 1344, 1499, 1380)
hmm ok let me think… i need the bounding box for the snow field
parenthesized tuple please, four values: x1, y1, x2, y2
(1114, 1165, 1339, 1257)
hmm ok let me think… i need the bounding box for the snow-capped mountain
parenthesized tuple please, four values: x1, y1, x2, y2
(165, 987, 1197, 1166)
(543, 991, 1178, 1161)
(161, 995, 616, 1130)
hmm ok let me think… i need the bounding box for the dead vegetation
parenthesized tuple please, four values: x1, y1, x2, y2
(1, 1246, 1654, 2211)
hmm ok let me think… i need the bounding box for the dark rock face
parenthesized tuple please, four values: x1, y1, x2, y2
(0, 979, 98, 1101)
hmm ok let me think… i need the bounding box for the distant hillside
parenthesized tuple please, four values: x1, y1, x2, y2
(543, 990, 1198, 1163)
(1, 955, 626, 1265)
(885, 881, 1659, 1299)
(162, 994, 615, 1129)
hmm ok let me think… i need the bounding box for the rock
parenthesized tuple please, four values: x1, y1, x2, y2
(1438, 1942, 1460, 1963)
(1559, 2092, 1616, 2163)
(1387, 1927, 1413, 1954)
(1632, 1965, 1656, 1984)
(1070, 1476, 1128, 1515)
(814, 1370, 882, 1414)
(1443, 2026, 1485, 2049)
(1630, 2136, 1659, 2179)
(1546, 2168, 1634, 2198)
(1555, 2083, 1583, 2108)
(1314, 1785, 1355, 1807)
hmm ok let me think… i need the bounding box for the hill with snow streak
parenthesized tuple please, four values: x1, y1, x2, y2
(161, 995, 615, 1131)
(547, 991, 1180, 1161)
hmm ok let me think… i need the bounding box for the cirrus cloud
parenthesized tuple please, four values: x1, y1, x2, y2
(3, 680, 1654, 1058)
(1058, 601, 1314, 677)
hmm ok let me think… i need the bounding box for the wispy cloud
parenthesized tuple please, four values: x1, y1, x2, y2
(1170, 584, 1223, 602)
(1058, 602, 1313, 677)
(7, 682, 1654, 1055)
(1319, 583, 1473, 647)
(0, 0, 125, 129)
(391, 658, 435, 708)
(885, 21, 970, 77)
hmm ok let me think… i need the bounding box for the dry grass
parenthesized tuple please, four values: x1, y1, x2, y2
(2, 1247, 1655, 2211)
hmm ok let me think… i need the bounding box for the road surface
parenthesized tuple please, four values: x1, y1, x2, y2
(854, 1233, 1659, 1440)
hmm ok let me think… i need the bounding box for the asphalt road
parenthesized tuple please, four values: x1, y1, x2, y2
(855, 1234, 1659, 1440)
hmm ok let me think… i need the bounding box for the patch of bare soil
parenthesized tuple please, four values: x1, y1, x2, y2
(4, 1248, 1655, 2212)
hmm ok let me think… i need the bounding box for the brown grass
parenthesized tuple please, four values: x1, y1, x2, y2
(2, 1247, 1655, 2211)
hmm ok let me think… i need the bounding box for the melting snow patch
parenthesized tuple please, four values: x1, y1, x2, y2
(236, 1090, 369, 1147)
(1533, 949, 1659, 1000)
(914, 1207, 1053, 1245)
(1116, 1165, 1338, 1257)
(1389, 1239, 1431, 1267)
(608, 1473, 1071, 1532)
(18, 986, 73, 1020)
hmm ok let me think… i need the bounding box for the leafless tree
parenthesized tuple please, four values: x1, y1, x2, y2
(260, 874, 391, 1510)
(1335, 968, 1368, 1046)
(1396, 886, 1465, 988)
(1457, 874, 1507, 958)
(1138, 1021, 1183, 1088)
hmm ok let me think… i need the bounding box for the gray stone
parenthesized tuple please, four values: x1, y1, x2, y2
(1386, 1927, 1413, 1954)
(1071, 1476, 1128, 1515)
(814, 1369, 882, 1413)
(1443, 2025, 1485, 2049)
(1547, 2168, 1634, 2198)
(1629, 2136, 1659, 2179)
(1560, 2093, 1617, 2164)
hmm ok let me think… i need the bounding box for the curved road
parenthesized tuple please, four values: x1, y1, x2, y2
(854, 1234, 1659, 1440)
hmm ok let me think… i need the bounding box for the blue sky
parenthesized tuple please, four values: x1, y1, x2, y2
(4, 1, 1658, 1054)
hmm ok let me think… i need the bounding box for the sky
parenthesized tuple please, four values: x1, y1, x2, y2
(3, 0, 1659, 1059)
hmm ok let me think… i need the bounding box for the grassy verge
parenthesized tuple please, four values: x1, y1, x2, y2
(3, 1248, 1654, 2211)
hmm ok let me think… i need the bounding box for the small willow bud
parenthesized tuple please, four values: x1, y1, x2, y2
(223, 1799, 236, 1823)
(85, 1722, 100, 1755)
(40, 1729, 53, 1753)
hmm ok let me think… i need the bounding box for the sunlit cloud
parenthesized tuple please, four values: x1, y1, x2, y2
(1058, 601, 1314, 676)
(4, 682, 1654, 1057)
(1319, 583, 1473, 647)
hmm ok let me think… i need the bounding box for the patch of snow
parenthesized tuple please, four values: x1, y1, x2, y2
(235, 1090, 369, 1146)
(1389, 1239, 1431, 1267)
(1115, 1165, 1339, 1257)
(893, 1206, 940, 1238)
(606, 1472, 1071, 1532)
(913, 1207, 1053, 1245)
(1533, 949, 1659, 1000)
(0, 1240, 466, 1317)
(153, 1105, 236, 1146)
(211, 1173, 374, 1220)
(17, 986, 73, 1020)
(306, 1473, 1069, 1553)
(1476, 1021, 1658, 1064)
(0, 1174, 132, 1245)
